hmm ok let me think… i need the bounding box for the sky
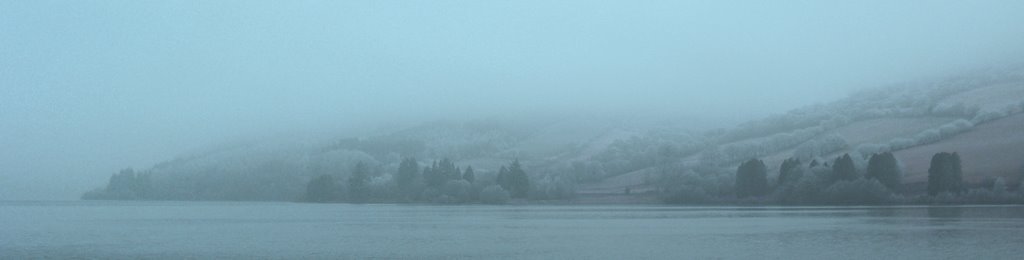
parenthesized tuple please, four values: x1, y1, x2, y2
(3, 0, 1024, 200)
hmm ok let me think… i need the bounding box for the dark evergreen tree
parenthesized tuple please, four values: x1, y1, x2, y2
(396, 157, 420, 198)
(866, 152, 901, 191)
(809, 159, 819, 168)
(832, 154, 858, 182)
(735, 158, 768, 198)
(463, 166, 476, 183)
(778, 158, 802, 187)
(424, 159, 461, 188)
(496, 165, 511, 191)
(304, 175, 338, 203)
(928, 152, 964, 195)
(950, 152, 964, 191)
(423, 161, 443, 188)
(438, 158, 458, 181)
(507, 159, 530, 198)
(348, 161, 370, 202)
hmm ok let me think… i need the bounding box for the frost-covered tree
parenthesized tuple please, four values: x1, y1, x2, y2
(793, 134, 847, 160)
(866, 152, 901, 191)
(887, 137, 916, 151)
(735, 158, 768, 198)
(699, 146, 726, 167)
(914, 129, 942, 145)
(971, 109, 1007, 125)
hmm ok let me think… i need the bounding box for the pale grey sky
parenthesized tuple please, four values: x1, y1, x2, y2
(3, 0, 1024, 199)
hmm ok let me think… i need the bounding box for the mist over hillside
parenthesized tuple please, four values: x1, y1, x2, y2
(80, 63, 1024, 203)
(9, 2, 1024, 260)
(4, 1, 1024, 201)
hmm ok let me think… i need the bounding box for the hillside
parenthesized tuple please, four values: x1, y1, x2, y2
(83, 65, 1024, 203)
(577, 66, 1024, 201)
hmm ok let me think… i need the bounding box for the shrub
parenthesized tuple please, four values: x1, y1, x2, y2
(856, 143, 890, 157)
(888, 137, 915, 151)
(774, 172, 825, 204)
(442, 180, 473, 203)
(793, 134, 847, 160)
(914, 129, 942, 145)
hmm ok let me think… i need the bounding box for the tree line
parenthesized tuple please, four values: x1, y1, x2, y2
(304, 158, 530, 204)
(717, 151, 1019, 205)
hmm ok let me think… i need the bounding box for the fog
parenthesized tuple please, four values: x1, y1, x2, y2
(3, 1, 1024, 200)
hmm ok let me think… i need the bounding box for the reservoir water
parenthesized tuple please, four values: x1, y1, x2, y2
(2, 201, 1023, 259)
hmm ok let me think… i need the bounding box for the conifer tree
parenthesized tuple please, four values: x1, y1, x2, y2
(508, 159, 530, 198)
(735, 158, 768, 198)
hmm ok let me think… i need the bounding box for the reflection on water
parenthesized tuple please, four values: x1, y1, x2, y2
(928, 206, 964, 220)
(2, 202, 1024, 259)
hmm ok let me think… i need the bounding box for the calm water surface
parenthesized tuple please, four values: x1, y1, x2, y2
(2, 201, 1023, 259)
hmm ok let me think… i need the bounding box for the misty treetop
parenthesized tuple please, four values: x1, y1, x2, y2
(82, 168, 152, 200)
(293, 158, 534, 204)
